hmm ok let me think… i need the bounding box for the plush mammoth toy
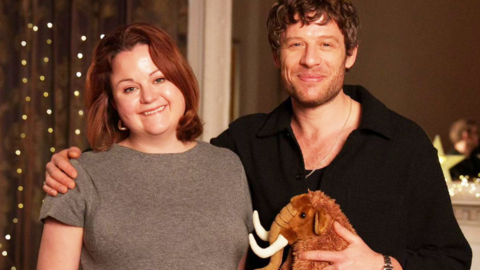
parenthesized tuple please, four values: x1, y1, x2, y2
(249, 190, 356, 270)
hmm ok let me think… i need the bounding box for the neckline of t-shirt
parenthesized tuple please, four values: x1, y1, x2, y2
(112, 141, 202, 156)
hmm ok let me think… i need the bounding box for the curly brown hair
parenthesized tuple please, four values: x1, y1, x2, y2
(267, 0, 360, 56)
(85, 23, 203, 151)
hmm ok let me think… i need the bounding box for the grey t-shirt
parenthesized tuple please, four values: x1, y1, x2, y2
(40, 141, 253, 270)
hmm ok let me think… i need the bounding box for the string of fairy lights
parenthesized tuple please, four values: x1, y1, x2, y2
(448, 176, 480, 200)
(0, 20, 105, 269)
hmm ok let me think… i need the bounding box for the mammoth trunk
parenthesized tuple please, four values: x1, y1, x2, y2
(249, 203, 297, 270)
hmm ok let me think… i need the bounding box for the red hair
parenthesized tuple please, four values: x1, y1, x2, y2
(85, 23, 203, 151)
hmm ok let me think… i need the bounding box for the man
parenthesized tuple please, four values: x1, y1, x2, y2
(45, 0, 472, 269)
(448, 118, 480, 180)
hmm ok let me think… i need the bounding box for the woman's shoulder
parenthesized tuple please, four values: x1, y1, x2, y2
(72, 146, 121, 171)
(196, 141, 240, 159)
(194, 141, 244, 169)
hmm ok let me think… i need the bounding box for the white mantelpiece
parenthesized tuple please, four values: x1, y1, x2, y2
(450, 180, 480, 269)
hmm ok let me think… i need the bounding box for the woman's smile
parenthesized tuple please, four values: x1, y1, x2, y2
(141, 105, 167, 116)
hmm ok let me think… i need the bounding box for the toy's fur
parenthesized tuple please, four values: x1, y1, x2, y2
(280, 190, 356, 270)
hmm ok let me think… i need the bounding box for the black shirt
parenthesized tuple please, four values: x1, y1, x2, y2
(211, 85, 471, 269)
(305, 168, 325, 191)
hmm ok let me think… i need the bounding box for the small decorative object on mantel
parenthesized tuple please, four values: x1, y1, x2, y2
(432, 135, 466, 183)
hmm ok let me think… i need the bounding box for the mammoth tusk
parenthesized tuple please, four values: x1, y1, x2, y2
(252, 210, 269, 241)
(249, 233, 288, 259)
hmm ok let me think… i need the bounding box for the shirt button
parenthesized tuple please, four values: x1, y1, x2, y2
(296, 174, 303, 180)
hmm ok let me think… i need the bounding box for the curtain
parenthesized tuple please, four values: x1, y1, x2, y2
(0, 0, 188, 269)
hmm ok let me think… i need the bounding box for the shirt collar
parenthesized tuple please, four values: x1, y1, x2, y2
(257, 85, 393, 139)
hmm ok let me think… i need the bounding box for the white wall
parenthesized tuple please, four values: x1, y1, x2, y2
(188, 0, 232, 141)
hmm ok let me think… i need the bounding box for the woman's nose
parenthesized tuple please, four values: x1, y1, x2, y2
(140, 86, 158, 104)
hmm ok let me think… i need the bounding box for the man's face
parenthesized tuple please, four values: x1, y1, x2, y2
(275, 17, 357, 108)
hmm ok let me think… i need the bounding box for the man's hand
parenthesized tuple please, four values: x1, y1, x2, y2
(299, 221, 402, 270)
(44, 147, 82, 196)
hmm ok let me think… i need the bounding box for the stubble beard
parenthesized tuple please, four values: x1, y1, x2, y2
(284, 66, 346, 109)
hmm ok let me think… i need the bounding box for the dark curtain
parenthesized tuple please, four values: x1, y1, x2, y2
(0, 1, 188, 269)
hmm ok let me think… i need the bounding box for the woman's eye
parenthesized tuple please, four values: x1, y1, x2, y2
(300, 213, 306, 218)
(124, 87, 135, 93)
(154, 78, 165, 84)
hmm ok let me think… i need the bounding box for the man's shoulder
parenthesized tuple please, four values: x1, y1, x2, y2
(210, 112, 274, 151)
(229, 113, 271, 129)
(352, 85, 429, 139)
(384, 106, 434, 148)
(388, 108, 424, 132)
(224, 113, 275, 141)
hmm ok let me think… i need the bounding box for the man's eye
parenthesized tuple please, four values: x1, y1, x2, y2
(288, 43, 301, 48)
(124, 87, 135, 93)
(154, 78, 165, 84)
(322, 43, 331, 47)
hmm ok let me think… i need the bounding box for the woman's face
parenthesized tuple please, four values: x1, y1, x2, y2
(110, 44, 186, 141)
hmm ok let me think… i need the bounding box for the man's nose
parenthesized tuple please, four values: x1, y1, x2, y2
(140, 86, 158, 104)
(300, 46, 321, 68)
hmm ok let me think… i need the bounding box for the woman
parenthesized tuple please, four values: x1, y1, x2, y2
(37, 23, 252, 270)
